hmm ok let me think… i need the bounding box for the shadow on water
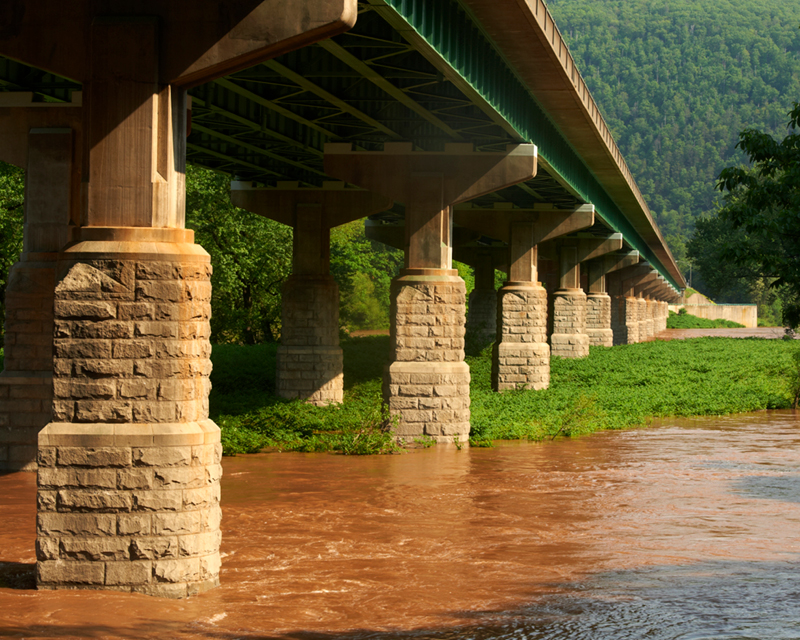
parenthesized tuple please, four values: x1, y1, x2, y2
(0, 561, 35, 590)
(732, 474, 800, 503)
(3, 559, 799, 639)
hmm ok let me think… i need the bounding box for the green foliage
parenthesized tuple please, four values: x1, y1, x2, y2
(548, 0, 800, 279)
(212, 336, 796, 455)
(186, 166, 292, 344)
(714, 102, 800, 327)
(330, 221, 402, 331)
(667, 311, 744, 329)
(0, 162, 24, 347)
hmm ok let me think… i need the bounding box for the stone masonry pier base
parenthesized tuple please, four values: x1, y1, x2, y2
(277, 275, 343, 405)
(36, 228, 221, 597)
(37, 421, 221, 598)
(586, 293, 613, 347)
(384, 271, 470, 443)
(1, 259, 57, 471)
(492, 283, 549, 391)
(550, 289, 589, 358)
(466, 287, 497, 349)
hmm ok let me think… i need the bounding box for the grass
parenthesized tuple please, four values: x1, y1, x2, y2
(210, 335, 798, 455)
(667, 310, 745, 329)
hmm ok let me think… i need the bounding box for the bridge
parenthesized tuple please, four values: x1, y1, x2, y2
(0, 0, 685, 597)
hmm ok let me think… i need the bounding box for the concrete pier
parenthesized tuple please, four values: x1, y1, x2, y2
(493, 221, 549, 391)
(325, 142, 537, 440)
(465, 254, 498, 349)
(0, 129, 73, 471)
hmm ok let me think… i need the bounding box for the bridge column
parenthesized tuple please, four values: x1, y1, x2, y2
(550, 243, 588, 358)
(586, 260, 613, 347)
(0, 128, 74, 471)
(230, 185, 391, 406)
(325, 142, 536, 441)
(281, 210, 341, 404)
(465, 253, 497, 349)
(36, 20, 221, 599)
(492, 221, 549, 391)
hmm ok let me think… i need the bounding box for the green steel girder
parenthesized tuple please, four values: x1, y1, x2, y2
(368, 0, 682, 290)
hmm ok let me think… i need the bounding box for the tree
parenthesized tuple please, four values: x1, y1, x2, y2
(715, 102, 800, 327)
(0, 162, 25, 347)
(185, 165, 293, 344)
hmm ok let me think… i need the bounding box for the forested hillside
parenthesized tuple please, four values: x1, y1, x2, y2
(548, 0, 800, 275)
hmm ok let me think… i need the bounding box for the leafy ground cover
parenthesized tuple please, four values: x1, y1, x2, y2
(211, 336, 796, 454)
(667, 311, 744, 329)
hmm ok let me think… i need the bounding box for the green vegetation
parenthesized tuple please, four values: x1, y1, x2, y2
(704, 102, 800, 328)
(213, 336, 795, 455)
(667, 310, 745, 329)
(549, 0, 800, 279)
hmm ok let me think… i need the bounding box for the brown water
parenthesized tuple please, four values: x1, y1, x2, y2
(2, 411, 800, 639)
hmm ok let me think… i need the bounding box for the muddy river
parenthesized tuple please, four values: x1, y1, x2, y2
(1, 410, 799, 639)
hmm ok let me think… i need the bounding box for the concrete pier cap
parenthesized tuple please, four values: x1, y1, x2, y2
(230, 181, 393, 405)
(324, 142, 537, 442)
(0, 0, 359, 598)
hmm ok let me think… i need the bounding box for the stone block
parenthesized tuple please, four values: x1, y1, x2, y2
(105, 561, 152, 586)
(39, 468, 118, 490)
(153, 511, 202, 535)
(130, 536, 179, 560)
(58, 490, 133, 512)
(36, 537, 61, 561)
(59, 537, 130, 561)
(38, 513, 117, 537)
(117, 468, 154, 490)
(58, 447, 131, 468)
(132, 490, 183, 512)
(132, 446, 192, 467)
(54, 301, 117, 320)
(178, 531, 221, 557)
(38, 560, 105, 585)
(153, 558, 200, 584)
(118, 514, 152, 536)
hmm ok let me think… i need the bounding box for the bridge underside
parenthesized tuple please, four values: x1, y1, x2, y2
(0, 0, 682, 598)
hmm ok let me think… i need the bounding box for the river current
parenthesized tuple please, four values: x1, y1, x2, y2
(1, 410, 799, 639)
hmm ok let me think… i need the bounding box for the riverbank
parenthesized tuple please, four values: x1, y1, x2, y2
(213, 334, 798, 454)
